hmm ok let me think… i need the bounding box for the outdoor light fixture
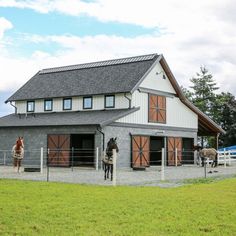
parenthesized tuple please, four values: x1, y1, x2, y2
(156, 71, 166, 80)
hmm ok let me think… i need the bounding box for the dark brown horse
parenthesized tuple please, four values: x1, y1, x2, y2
(102, 137, 119, 180)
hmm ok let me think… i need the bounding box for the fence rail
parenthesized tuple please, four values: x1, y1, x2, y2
(0, 147, 236, 186)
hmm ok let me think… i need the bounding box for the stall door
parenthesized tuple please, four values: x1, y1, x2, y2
(167, 137, 182, 166)
(47, 134, 70, 167)
(132, 136, 150, 168)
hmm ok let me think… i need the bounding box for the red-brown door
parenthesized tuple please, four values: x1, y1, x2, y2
(132, 136, 150, 168)
(167, 137, 182, 166)
(47, 134, 70, 167)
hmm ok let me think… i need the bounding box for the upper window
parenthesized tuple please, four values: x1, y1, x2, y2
(105, 95, 115, 108)
(44, 99, 53, 111)
(148, 94, 166, 123)
(83, 97, 92, 109)
(27, 101, 35, 112)
(63, 98, 72, 110)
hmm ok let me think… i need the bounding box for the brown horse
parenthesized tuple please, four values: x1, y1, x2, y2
(12, 137, 24, 173)
(102, 137, 119, 181)
(194, 146, 218, 167)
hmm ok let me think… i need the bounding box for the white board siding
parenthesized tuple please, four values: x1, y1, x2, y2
(117, 91, 198, 129)
(15, 93, 130, 114)
(139, 62, 176, 94)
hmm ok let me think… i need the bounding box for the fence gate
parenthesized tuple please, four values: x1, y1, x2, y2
(167, 137, 182, 166)
(47, 134, 70, 167)
(132, 136, 150, 168)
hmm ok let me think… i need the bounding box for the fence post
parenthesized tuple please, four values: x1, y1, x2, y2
(161, 148, 165, 181)
(224, 148, 226, 168)
(96, 147, 99, 171)
(47, 148, 49, 182)
(204, 159, 207, 178)
(175, 148, 178, 167)
(71, 147, 74, 172)
(112, 149, 117, 186)
(40, 147, 43, 174)
(3, 152, 6, 166)
(228, 150, 231, 166)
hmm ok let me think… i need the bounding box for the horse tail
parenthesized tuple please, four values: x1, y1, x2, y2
(215, 151, 218, 167)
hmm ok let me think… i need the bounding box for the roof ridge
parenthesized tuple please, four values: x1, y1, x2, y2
(39, 53, 158, 74)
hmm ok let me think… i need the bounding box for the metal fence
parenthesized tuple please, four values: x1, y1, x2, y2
(0, 148, 236, 186)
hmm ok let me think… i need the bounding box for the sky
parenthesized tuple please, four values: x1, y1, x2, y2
(0, 0, 235, 117)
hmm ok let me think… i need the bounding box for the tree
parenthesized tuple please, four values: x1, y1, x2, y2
(189, 66, 219, 118)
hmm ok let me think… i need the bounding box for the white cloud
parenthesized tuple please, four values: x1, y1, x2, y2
(0, 17, 13, 39)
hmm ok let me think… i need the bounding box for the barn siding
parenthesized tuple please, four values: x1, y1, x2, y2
(117, 91, 198, 129)
(15, 93, 129, 114)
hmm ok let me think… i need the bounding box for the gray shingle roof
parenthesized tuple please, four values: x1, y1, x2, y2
(6, 54, 158, 102)
(0, 108, 139, 127)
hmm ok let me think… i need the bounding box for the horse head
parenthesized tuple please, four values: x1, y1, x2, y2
(106, 137, 119, 157)
(15, 137, 23, 154)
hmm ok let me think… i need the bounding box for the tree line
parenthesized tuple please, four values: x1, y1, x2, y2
(181, 66, 236, 148)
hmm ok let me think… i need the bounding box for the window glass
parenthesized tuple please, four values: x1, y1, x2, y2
(27, 101, 35, 112)
(63, 98, 72, 110)
(44, 100, 52, 111)
(83, 97, 92, 109)
(105, 95, 115, 108)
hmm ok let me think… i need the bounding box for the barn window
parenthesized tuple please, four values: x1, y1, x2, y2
(44, 99, 53, 111)
(83, 97, 92, 109)
(105, 95, 115, 108)
(27, 101, 35, 112)
(63, 98, 72, 110)
(148, 94, 166, 123)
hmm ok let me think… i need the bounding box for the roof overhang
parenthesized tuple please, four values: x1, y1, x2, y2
(159, 55, 225, 136)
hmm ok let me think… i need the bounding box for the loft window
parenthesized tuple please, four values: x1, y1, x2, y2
(83, 97, 92, 109)
(148, 94, 166, 123)
(44, 99, 53, 111)
(63, 98, 72, 110)
(105, 95, 115, 108)
(27, 101, 35, 112)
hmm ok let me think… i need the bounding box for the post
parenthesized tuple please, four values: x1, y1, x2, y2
(47, 148, 49, 182)
(224, 148, 226, 168)
(71, 147, 74, 172)
(204, 159, 207, 178)
(228, 150, 231, 166)
(161, 148, 165, 181)
(96, 147, 99, 171)
(3, 152, 6, 166)
(112, 149, 117, 186)
(175, 148, 178, 167)
(40, 147, 43, 174)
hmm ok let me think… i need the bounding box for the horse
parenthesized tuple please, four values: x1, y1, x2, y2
(194, 146, 218, 168)
(12, 137, 24, 173)
(102, 137, 119, 181)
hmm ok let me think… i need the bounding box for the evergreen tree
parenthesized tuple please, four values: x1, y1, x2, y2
(190, 66, 219, 118)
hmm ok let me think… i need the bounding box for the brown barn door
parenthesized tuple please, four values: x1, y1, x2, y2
(167, 137, 182, 166)
(132, 136, 150, 168)
(48, 134, 70, 167)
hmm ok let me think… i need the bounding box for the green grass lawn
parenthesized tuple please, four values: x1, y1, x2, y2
(0, 178, 236, 236)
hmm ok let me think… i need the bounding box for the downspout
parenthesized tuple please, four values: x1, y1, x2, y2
(124, 93, 132, 108)
(9, 101, 17, 114)
(97, 126, 105, 151)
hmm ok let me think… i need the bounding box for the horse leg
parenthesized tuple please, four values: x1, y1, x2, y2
(104, 164, 107, 180)
(201, 157, 204, 167)
(107, 165, 109, 179)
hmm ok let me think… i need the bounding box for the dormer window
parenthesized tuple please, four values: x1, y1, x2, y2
(105, 95, 115, 108)
(44, 99, 53, 111)
(63, 98, 72, 110)
(27, 101, 35, 112)
(83, 97, 92, 109)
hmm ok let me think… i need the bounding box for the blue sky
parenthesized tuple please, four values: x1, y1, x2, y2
(0, 0, 235, 117)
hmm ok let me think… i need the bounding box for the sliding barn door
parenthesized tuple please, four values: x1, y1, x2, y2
(132, 136, 150, 168)
(47, 134, 70, 167)
(167, 137, 182, 166)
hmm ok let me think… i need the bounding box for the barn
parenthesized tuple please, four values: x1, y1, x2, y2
(0, 53, 224, 168)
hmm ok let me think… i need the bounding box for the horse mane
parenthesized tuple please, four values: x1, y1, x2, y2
(106, 138, 119, 157)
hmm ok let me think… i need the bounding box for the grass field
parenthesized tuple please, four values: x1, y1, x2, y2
(0, 178, 236, 236)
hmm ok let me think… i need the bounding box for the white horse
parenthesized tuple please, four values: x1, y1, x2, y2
(12, 137, 24, 173)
